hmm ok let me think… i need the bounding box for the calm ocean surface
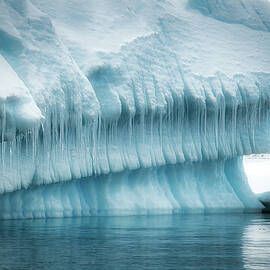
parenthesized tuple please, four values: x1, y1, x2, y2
(0, 213, 270, 270)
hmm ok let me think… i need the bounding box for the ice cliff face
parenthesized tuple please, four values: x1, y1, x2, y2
(0, 0, 269, 218)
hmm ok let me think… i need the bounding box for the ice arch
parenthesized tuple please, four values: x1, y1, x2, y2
(0, 0, 269, 218)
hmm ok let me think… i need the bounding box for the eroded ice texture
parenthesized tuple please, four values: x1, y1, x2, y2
(0, 0, 269, 218)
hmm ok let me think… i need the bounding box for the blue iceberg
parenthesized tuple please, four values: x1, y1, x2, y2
(0, 0, 269, 218)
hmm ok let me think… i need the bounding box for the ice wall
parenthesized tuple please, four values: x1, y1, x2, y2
(0, 158, 261, 219)
(0, 0, 269, 218)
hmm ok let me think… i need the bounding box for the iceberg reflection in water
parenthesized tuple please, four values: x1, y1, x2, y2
(243, 216, 270, 270)
(0, 214, 269, 270)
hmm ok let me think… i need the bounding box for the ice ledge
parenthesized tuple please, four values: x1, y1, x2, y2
(0, 55, 43, 141)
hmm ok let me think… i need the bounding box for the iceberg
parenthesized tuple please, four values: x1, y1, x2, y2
(257, 191, 270, 212)
(0, 0, 269, 218)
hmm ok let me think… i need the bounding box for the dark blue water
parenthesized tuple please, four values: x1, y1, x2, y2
(0, 214, 270, 270)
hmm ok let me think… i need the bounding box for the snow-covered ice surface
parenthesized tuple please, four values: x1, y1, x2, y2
(257, 191, 270, 212)
(0, 0, 270, 218)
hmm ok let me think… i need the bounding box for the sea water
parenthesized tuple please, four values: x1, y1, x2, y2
(0, 214, 269, 270)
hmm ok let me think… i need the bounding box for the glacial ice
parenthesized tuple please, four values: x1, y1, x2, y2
(0, 0, 269, 218)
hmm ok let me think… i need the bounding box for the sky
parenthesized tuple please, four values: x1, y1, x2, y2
(244, 157, 270, 194)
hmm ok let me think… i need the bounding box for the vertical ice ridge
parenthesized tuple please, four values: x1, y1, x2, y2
(1, 72, 270, 194)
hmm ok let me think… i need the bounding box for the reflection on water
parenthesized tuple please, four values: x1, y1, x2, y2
(0, 214, 269, 270)
(243, 216, 270, 270)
